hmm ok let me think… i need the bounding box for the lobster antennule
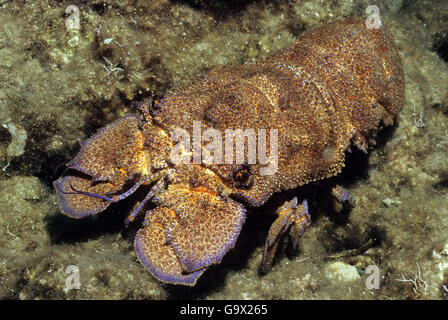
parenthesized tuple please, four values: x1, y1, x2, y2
(62, 183, 116, 202)
(53, 174, 114, 218)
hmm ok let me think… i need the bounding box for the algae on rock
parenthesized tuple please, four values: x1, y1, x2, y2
(0, 0, 448, 299)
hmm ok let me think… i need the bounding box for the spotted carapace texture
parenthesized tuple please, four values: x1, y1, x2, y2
(54, 19, 404, 286)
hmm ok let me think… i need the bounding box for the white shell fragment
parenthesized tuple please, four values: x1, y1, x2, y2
(2, 121, 27, 171)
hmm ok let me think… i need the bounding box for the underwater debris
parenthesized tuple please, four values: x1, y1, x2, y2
(396, 262, 429, 295)
(2, 120, 27, 172)
(325, 261, 361, 283)
(102, 57, 125, 78)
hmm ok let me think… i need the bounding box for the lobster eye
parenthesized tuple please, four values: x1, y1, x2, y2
(233, 165, 253, 189)
(235, 169, 249, 183)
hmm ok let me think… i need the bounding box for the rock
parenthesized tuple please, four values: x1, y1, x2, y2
(382, 197, 402, 207)
(325, 261, 361, 283)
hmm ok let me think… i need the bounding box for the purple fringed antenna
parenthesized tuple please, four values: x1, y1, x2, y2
(54, 175, 112, 218)
(167, 202, 246, 273)
(134, 234, 205, 286)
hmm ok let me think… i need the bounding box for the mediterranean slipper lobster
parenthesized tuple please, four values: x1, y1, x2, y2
(54, 19, 404, 286)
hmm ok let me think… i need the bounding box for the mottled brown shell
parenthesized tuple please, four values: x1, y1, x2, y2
(153, 18, 404, 206)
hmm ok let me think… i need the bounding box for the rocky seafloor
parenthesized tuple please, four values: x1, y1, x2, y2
(0, 0, 448, 300)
